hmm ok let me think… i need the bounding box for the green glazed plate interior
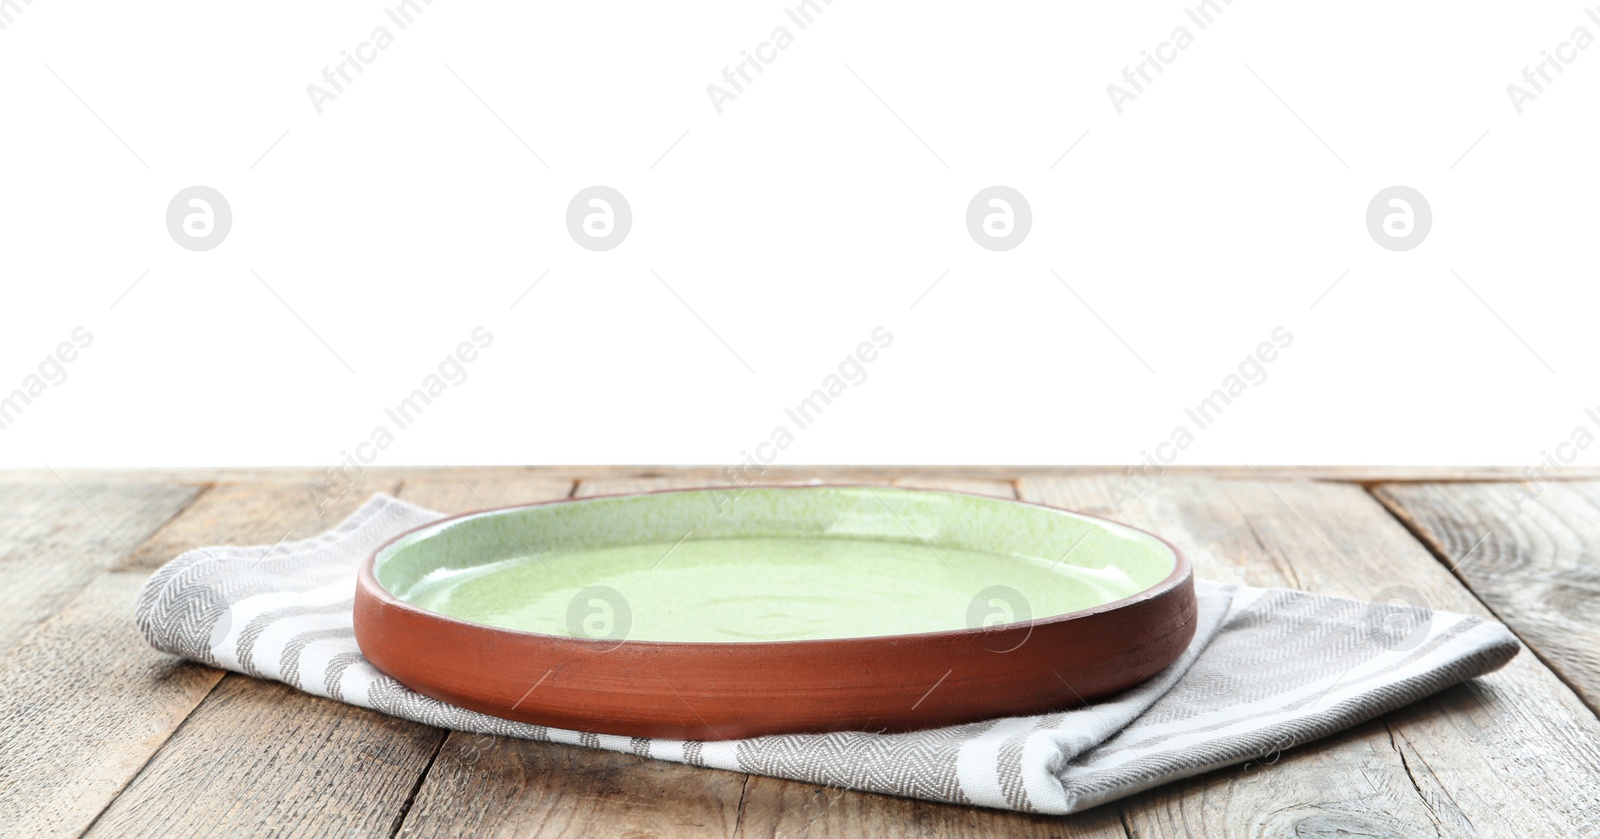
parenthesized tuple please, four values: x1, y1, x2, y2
(375, 486, 1178, 644)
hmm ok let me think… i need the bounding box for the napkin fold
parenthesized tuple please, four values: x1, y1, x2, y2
(134, 495, 1519, 815)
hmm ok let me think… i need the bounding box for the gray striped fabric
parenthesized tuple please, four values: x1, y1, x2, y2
(133, 495, 1520, 815)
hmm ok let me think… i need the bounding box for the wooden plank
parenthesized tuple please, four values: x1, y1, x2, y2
(0, 466, 548, 486)
(1375, 480, 1600, 715)
(410, 474, 1007, 514)
(577, 474, 1018, 499)
(396, 475, 574, 515)
(87, 479, 443, 837)
(397, 736, 747, 838)
(0, 573, 223, 837)
(569, 475, 1016, 504)
(85, 676, 442, 838)
(732, 774, 1125, 839)
(572, 475, 813, 499)
(15, 465, 1600, 488)
(0, 480, 201, 648)
(572, 474, 825, 516)
(403, 739, 1122, 839)
(1019, 476, 1600, 837)
(119, 477, 401, 571)
(69, 472, 1593, 835)
(889, 476, 1017, 498)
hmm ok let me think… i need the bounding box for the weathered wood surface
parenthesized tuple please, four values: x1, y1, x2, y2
(119, 477, 400, 571)
(16, 464, 1600, 487)
(1376, 480, 1600, 716)
(0, 480, 200, 646)
(888, 476, 1017, 498)
(396, 475, 575, 514)
(731, 773, 1123, 839)
(398, 735, 749, 839)
(1020, 476, 1600, 837)
(0, 573, 222, 838)
(84, 477, 440, 838)
(0, 469, 1596, 838)
(85, 676, 443, 838)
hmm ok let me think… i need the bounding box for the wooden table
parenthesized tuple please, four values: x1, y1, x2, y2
(4, 467, 1599, 837)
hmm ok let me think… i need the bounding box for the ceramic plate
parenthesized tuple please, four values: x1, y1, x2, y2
(354, 485, 1196, 739)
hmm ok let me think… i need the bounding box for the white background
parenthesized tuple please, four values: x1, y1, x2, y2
(2, 1, 1596, 468)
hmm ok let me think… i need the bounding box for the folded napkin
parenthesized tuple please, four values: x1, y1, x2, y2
(134, 495, 1519, 815)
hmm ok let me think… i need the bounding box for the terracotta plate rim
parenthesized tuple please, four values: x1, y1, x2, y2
(359, 483, 1193, 650)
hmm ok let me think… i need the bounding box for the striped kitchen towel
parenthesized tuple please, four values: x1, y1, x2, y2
(134, 494, 1519, 815)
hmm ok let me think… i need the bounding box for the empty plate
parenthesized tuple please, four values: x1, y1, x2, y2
(354, 485, 1196, 739)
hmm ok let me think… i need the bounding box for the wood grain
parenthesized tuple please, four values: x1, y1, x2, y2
(85, 676, 443, 838)
(1020, 476, 1600, 837)
(732, 775, 1126, 839)
(569, 475, 1016, 505)
(0, 573, 223, 838)
(86, 480, 444, 837)
(398, 735, 747, 838)
(395, 475, 574, 514)
(18, 465, 1600, 486)
(4, 468, 1593, 838)
(1375, 480, 1600, 715)
(888, 476, 1017, 498)
(573, 475, 804, 499)
(0, 480, 200, 648)
(118, 477, 400, 571)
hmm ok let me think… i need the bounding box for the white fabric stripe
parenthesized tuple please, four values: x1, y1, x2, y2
(651, 740, 689, 763)
(212, 580, 356, 663)
(545, 726, 588, 748)
(336, 661, 384, 708)
(595, 733, 635, 755)
(954, 717, 1037, 809)
(1020, 731, 1073, 813)
(217, 609, 354, 677)
(699, 740, 742, 771)
(291, 636, 363, 697)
